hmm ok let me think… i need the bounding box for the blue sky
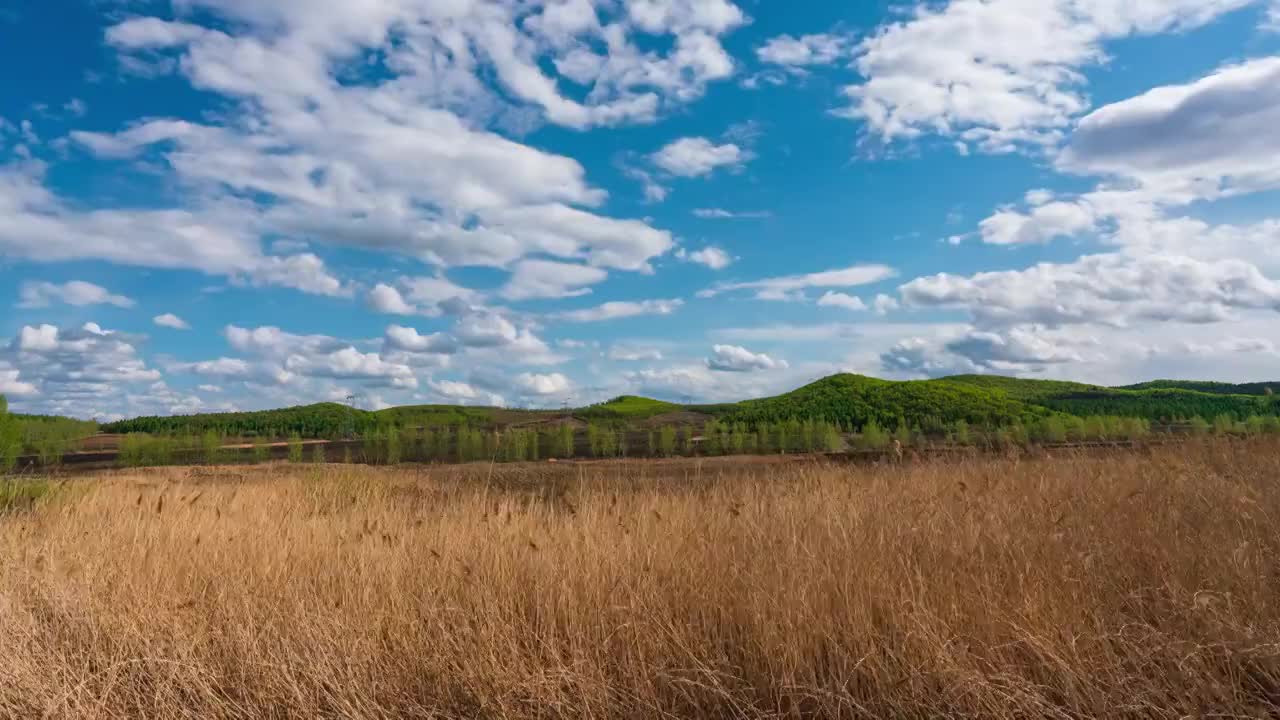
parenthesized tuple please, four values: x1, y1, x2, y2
(3, 0, 1280, 419)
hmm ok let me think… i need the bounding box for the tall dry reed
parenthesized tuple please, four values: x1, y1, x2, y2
(2, 442, 1278, 718)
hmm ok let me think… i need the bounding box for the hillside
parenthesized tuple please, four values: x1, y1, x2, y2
(722, 374, 1033, 429)
(943, 375, 1280, 420)
(1120, 380, 1280, 396)
(93, 372, 1280, 438)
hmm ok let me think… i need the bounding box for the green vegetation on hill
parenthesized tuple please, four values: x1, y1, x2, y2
(943, 375, 1280, 421)
(578, 396, 681, 420)
(95, 373, 1280, 443)
(105, 403, 372, 438)
(939, 375, 1101, 401)
(723, 374, 1034, 430)
(1120, 380, 1279, 396)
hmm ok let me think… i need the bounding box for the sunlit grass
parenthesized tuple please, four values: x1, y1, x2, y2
(2, 441, 1279, 718)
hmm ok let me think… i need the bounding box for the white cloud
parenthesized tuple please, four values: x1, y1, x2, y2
(367, 275, 481, 317)
(692, 208, 771, 219)
(838, 0, 1257, 152)
(651, 137, 750, 177)
(675, 246, 734, 270)
(383, 326, 459, 355)
(2, 323, 163, 415)
(1058, 56, 1280, 199)
(872, 293, 900, 315)
(500, 259, 609, 300)
(0, 163, 348, 296)
(555, 298, 684, 322)
(817, 291, 868, 311)
(106, 1, 744, 130)
(153, 313, 190, 330)
(979, 200, 1099, 245)
(60, 4, 694, 293)
(17, 280, 135, 309)
(454, 312, 522, 348)
(367, 284, 417, 315)
(427, 379, 481, 401)
(900, 252, 1280, 328)
(756, 33, 852, 66)
(285, 347, 417, 389)
(514, 372, 572, 396)
(706, 344, 788, 372)
(225, 325, 346, 358)
(0, 368, 37, 396)
(702, 264, 897, 300)
(607, 345, 664, 361)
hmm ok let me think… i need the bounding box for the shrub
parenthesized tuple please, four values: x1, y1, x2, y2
(287, 434, 304, 463)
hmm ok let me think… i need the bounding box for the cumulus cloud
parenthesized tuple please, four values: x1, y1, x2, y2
(607, 345, 664, 361)
(651, 137, 750, 177)
(706, 344, 788, 372)
(367, 275, 481, 317)
(285, 347, 417, 389)
(514, 372, 572, 396)
(675, 246, 734, 270)
(900, 253, 1280, 328)
(47, 1, 703, 302)
(756, 33, 852, 67)
(837, 0, 1257, 152)
(500, 259, 609, 300)
(225, 325, 346, 358)
(555, 298, 685, 322)
(153, 313, 190, 330)
(817, 292, 868, 311)
(701, 264, 897, 300)
(0, 368, 37, 396)
(2, 322, 163, 416)
(383, 326, 459, 355)
(1058, 56, 1280, 198)
(0, 163, 348, 296)
(978, 200, 1099, 245)
(18, 280, 134, 309)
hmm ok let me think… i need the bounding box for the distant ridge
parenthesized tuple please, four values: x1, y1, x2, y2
(95, 373, 1280, 438)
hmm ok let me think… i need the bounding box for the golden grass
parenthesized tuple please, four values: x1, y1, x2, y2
(2, 442, 1279, 718)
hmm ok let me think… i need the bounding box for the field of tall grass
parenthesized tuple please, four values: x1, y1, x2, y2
(2, 442, 1279, 718)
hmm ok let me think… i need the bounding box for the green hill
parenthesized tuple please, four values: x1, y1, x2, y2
(945, 375, 1279, 420)
(579, 396, 682, 419)
(722, 374, 1034, 429)
(1120, 380, 1280, 396)
(95, 373, 1280, 438)
(940, 375, 1101, 401)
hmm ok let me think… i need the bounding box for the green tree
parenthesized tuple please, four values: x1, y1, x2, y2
(1189, 416, 1211, 436)
(823, 422, 843, 452)
(893, 421, 911, 448)
(201, 431, 223, 465)
(659, 425, 676, 457)
(859, 420, 887, 450)
(558, 424, 575, 458)
(287, 433, 304, 463)
(386, 426, 401, 465)
(1212, 414, 1237, 436)
(0, 395, 20, 474)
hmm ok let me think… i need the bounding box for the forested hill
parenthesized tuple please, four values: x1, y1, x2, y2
(95, 374, 1280, 437)
(91, 372, 1280, 439)
(1118, 380, 1280, 396)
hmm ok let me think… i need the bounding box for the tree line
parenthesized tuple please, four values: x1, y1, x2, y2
(1, 395, 99, 473)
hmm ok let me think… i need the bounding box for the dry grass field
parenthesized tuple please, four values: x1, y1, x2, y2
(2, 442, 1279, 718)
